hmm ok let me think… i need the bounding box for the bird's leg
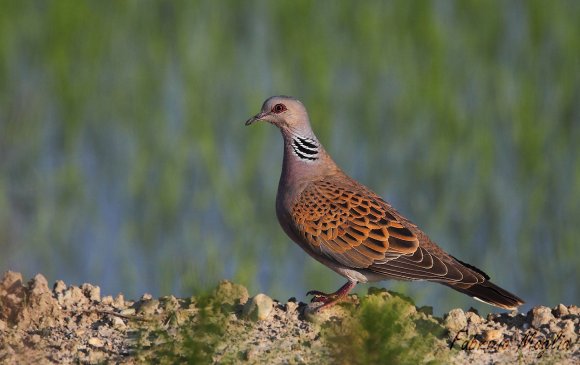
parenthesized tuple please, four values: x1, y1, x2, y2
(306, 281, 357, 310)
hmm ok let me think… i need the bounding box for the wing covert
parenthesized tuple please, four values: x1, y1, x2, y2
(291, 178, 420, 268)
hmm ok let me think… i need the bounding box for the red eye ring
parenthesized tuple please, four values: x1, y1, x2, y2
(272, 103, 286, 114)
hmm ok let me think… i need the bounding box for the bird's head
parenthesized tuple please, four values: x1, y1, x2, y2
(245, 96, 312, 136)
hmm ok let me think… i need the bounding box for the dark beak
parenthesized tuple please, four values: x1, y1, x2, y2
(245, 112, 268, 126)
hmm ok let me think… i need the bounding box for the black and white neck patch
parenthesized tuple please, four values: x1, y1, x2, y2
(291, 136, 319, 161)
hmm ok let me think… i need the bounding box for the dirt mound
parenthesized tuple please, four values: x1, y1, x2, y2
(0, 271, 133, 363)
(0, 271, 578, 364)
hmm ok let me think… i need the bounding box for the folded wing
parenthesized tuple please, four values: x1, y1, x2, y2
(291, 176, 487, 286)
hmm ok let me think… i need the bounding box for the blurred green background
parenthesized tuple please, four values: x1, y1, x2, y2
(0, 1, 578, 315)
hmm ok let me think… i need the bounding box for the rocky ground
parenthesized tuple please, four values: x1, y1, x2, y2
(0, 271, 578, 364)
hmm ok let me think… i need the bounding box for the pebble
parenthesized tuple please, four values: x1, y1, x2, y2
(120, 308, 136, 316)
(113, 294, 126, 309)
(30, 274, 50, 296)
(242, 293, 274, 321)
(81, 283, 101, 302)
(29, 334, 41, 344)
(549, 320, 561, 334)
(529, 306, 554, 328)
(61, 286, 89, 307)
(137, 299, 159, 315)
(98, 326, 115, 338)
(465, 311, 483, 324)
(445, 308, 467, 333)
(285, 301, 299, 314)
(111, 316, 126, 329)
(1, 271, 23, 290)
(555, 304, 569, 317)
(561, 319, 577, 340)
(53, 280, 66, 295)
(482, 329, 503, 342)
(294, 354, 306, 364)
(88, 351, 106, 363)
(88, 337, 104, 348)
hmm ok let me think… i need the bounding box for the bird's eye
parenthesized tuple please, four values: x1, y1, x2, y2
(272, 103, 286, 114)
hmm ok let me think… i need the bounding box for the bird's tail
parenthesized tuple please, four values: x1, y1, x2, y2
(445, 281, 524, 310)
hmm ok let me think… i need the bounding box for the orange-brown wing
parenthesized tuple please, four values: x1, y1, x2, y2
(291, 178, 486, 285)
(291, 178, 420, 269)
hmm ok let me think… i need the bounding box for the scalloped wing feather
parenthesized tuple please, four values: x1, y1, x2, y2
(291, 176, 486, 285)
(292, 178, 419, 266)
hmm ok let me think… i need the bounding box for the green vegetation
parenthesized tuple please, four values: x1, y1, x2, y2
(139, 296, 227, 364)
(0, 1, 578, 313)
(134, 284, 449, 364)
(325, 288, 449, 365)
(136, 283, 239, 364)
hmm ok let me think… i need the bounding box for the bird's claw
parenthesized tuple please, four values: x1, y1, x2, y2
(306, 290, 335, 304)
(306, 290, 329, 297)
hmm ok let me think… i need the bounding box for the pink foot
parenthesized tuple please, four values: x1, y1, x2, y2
(305, 281, 357, 311)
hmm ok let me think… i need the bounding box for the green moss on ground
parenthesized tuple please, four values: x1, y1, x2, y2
(324, 288, 449, 365)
